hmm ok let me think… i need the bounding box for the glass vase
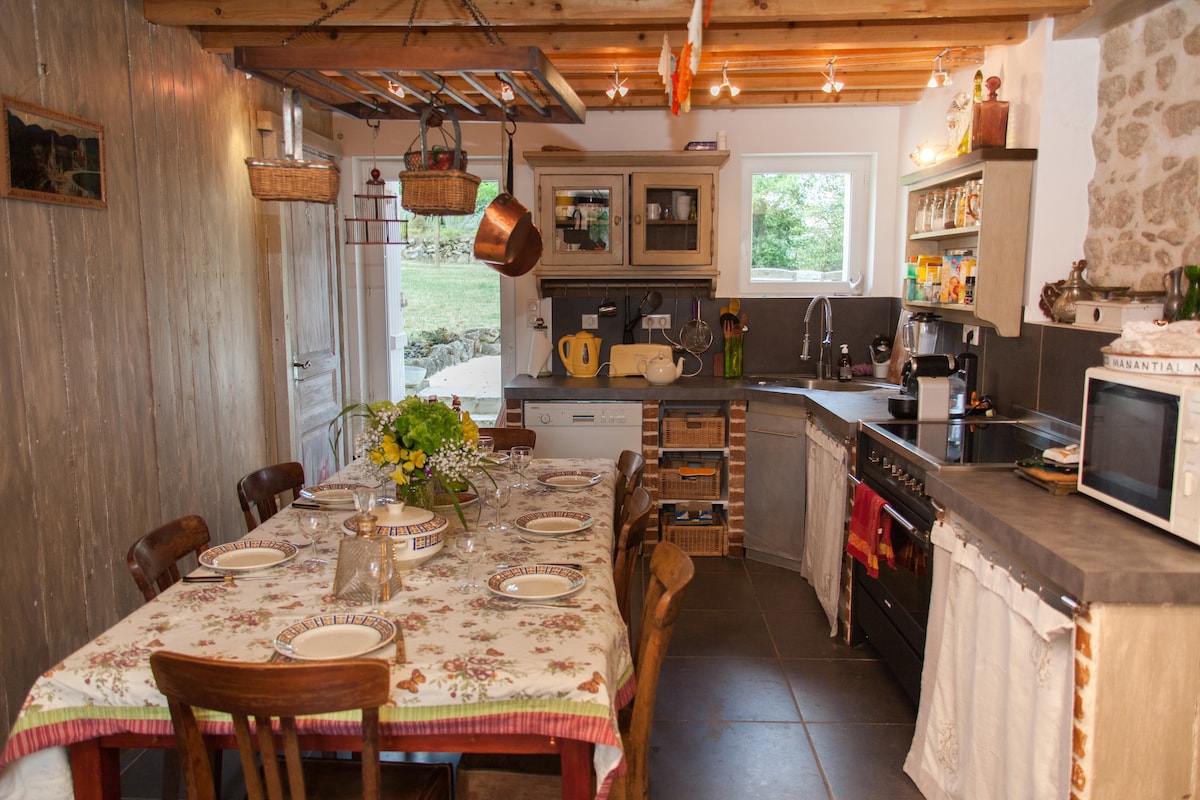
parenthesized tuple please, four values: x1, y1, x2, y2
(1179, 265, 1200, 321)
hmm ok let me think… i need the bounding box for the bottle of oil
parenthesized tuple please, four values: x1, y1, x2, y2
(837, 344, 853, 382)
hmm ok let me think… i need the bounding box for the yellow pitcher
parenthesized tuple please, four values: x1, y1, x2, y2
(557, 331, 602, 377)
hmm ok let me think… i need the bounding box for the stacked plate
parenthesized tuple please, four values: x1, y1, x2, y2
(535, 470, 603, 491)
(486, 565, 586, 601)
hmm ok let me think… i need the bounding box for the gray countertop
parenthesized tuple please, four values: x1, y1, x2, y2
(507, 375, 1200, 606)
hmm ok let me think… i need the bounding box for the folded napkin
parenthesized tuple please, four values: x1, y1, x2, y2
(846, 482, 892, 579)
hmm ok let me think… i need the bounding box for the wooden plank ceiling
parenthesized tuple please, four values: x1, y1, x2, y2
(145, 0, 1094, 123)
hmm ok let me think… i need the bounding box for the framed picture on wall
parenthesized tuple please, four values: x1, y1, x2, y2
(2, 96, 106, 209)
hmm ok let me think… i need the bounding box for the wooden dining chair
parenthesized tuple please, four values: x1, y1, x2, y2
(126, 515, 212, 602)
(611, 449, 646, 539)
(613, 487, 653, 631)
(149, 652, 452, 800)
(236, 462, 305, 532)
(455, 541, 695, 800)
(476, 426, 536, 452)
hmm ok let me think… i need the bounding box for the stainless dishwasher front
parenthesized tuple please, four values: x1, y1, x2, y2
(523, 401, 644, 460)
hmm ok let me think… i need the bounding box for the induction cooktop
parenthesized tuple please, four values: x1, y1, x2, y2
(863, 417, 1078, 472)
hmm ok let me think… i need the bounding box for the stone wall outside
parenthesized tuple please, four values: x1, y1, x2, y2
(1085, 0, 1200, 290)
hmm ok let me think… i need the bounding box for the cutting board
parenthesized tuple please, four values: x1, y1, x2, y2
(1014, 463, 1078, 495)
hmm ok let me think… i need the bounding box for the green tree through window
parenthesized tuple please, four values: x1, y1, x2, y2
(750, 172, 849, 281)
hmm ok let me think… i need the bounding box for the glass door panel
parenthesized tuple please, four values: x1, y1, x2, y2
(537, 174, 624, 267)
(630, 173, 713, 266)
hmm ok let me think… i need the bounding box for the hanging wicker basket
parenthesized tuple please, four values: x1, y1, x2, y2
(399, 105, 480, 216)
(246, 88, 341, 204)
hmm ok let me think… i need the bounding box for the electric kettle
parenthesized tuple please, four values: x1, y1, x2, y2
(557, 331, 602, 377)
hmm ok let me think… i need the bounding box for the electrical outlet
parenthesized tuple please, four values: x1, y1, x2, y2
(582, 314, 599, 329)
(642, 314, 672, 330)
(962, 324, 980, 344)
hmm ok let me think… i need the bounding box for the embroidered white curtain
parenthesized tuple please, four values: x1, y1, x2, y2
(801, 420, 847, 636)
(904, 520, 1074, 800)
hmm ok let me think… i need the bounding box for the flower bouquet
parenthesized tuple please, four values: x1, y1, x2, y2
(337, 397, 488, 527)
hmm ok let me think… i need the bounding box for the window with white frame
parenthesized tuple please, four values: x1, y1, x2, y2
(739, 154, 874, 296)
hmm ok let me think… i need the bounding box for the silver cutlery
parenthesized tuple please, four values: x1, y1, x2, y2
(182, 575, 279, 583)
(517, 533, 589, 544)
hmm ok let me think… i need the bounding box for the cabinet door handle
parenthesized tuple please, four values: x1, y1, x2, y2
(747, 427, 799, 438)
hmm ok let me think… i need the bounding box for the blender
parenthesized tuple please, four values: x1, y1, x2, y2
(901, 312, 943, 358)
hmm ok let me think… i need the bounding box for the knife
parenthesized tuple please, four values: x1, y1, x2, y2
(182, 575, 279, 583)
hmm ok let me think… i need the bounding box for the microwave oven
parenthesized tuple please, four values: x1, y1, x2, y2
(1079, 366, 1200, 544)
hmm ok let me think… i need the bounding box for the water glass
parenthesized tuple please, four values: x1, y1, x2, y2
(366, 548, 393, 612)
(477, 436, 495, 455)
(509, 445, 533, 490)
(455, 531, 486, 593)
(296, 510, 328, 562)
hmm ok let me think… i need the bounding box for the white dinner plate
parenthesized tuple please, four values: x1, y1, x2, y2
(486, 565, 587, 601)
(514, 511, 595, 536)
(536, 470, 604, 491)
(198, 540, 298, 572)
(300, 483, 364, 507)
(273, 614, 397, 661)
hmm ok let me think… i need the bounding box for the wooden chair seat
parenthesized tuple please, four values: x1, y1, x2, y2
(150, 652, 451, 800)
(456, 541, 695, 800)
(236, 461, 305, 532)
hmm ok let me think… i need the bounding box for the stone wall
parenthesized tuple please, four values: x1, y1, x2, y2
(1085, 0, 1200, 289)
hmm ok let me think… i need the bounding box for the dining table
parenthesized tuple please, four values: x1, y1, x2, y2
(0, 456, 631, 800)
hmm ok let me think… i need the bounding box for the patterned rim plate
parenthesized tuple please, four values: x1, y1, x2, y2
(514, 511, 595, 536)
(343, 508, 448, 537)
(433, 492, 480, 512)
(199, 540, 298, 572)
(300, 483, 364, 507)
(536, 470, 603, 491)
(273, 614, 396, 661)
(484, 452, 511, 465)
(486, 565, 587, 601)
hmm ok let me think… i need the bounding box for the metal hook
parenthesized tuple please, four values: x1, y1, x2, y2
(504, 118, 517, 136)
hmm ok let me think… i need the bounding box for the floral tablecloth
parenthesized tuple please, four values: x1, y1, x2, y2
(0, 458, 632, 800)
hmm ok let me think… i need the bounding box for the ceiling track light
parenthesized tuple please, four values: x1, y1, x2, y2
(387, 80, 405, 99)
(710, 61, 740, 98)
(821, 57, 844, 94)
(498, 81, 516, 103)
(605, 65, 629, 100)
(927, 48, 953, 89)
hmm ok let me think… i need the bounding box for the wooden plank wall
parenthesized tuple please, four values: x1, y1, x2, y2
(0, 0, 299, 740)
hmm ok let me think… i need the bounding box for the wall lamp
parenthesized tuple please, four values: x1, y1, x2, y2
(605, 66, 629, 100)
(821, 57, 844, 94)
(927, 49, 953, 88)
(710, 61, 740, 97)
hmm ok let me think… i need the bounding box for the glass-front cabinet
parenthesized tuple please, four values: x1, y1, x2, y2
(631, 172, 714, 266)
(537, 174, 624, 267)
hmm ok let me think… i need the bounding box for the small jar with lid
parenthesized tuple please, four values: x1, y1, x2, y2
(926, 190, 946, 233)
(914, 193, 930, 234)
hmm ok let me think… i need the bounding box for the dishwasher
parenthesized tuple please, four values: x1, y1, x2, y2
(523, 401, 643, 460)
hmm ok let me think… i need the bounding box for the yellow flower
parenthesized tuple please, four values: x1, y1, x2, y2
(462, 412, 479, 442)
(381, 436, 401, 464)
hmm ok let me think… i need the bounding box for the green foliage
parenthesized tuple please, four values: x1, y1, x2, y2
(750, 172, 849, 276)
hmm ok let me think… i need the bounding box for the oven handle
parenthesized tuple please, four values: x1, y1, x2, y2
(846, 472, 918, 536)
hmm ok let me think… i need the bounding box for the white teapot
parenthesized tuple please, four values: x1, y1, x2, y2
(638, 354, 684, 385)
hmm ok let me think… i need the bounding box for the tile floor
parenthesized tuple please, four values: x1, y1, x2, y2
(119, 555, 924, 800)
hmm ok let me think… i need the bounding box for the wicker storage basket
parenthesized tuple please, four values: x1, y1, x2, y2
(403, 148, 469, 172)
(399, 104, 479, 216)
(660, 455, 723, 500)
(662, 408, 726, 448)
(661, 511, 728, 556)
(245, 158, 340, 203)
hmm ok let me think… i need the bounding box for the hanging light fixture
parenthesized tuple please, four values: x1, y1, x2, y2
(710, 61, 740, 97)
(927, 49, 953, 88)
(821, 57, 844, 94)
(605, 65, 629, 100)
(498, 81, 516, 103)
(387, 80, 406, 99)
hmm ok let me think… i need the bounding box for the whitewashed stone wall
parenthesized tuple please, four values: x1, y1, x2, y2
(1084, 0, 1200, 290)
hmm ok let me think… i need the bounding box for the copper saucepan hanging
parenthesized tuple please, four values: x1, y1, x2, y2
(473, 119, 541, 277)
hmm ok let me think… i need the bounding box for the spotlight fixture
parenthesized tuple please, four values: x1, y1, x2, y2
(710, 61, 740, 97)
(927, 49, 953, 89)
(605, 65, 629, 100)
(821, 57, 844, 94)
(387, 80, 405, 99)
(499, 81, 516, 103)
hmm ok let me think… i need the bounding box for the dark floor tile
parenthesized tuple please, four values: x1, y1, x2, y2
(807, 723, 925, 800)
(682, 569, 759, 611)
(741, 557, 797, 575)
(121, 748, 169, 800)
(764, 609, 877, 661)
(782, 659, 916, 724)
(669, 608, 776, 658)
(655, 657, 801, 722)
(748, 568, 821, 610)
(651, 720, 828, 800)
(686, 555, 751, 575)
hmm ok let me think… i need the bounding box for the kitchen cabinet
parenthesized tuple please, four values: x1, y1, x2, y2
(525, 150, 728, 289)
(901, 148, 1036, 337)
(744, 402, 806, 570)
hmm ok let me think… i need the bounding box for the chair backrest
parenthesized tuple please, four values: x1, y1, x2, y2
(612, 449, 646, 536)
(476, 427, 536, 452)
(237, 461, 305, 532)
(613, 487, 653, 631)
(150, 651, 391, 800)
(126, 515, 212, 602)
(624, 541, 694, 800)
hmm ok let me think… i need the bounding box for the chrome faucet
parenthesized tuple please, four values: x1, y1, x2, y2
(800, 295, 833, 379)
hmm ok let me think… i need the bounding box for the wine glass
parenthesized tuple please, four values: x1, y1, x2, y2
(455, 530, 487, 593)
(483, 481, 511, 532)
(509, 445, 533, 491)
(477, 436, 495, 457)
(365, 546, 394, 613)
(296, 509, 328, 563)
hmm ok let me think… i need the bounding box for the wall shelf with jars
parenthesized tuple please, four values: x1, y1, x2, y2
(901, 148, 1037, 337)
(525, 150, 728, 290)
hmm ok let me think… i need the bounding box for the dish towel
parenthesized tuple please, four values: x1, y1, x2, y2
(846, 482, 891, 578)
(801, 420, 848, 636)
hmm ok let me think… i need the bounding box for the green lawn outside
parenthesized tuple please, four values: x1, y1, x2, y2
(401, 260, 501, 336)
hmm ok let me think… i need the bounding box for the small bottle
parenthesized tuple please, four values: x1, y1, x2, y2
(837, 344, 853, 382)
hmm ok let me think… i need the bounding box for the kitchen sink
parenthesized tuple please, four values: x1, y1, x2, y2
(744, 375, 899, 392)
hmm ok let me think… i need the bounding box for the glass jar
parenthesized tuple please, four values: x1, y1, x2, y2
(953, 184, 969, 229)
(914, 193, 930, 234)
(926, 190, 946, 234)
(965, 179, 983, 226)
(941, 186, 961, 230)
